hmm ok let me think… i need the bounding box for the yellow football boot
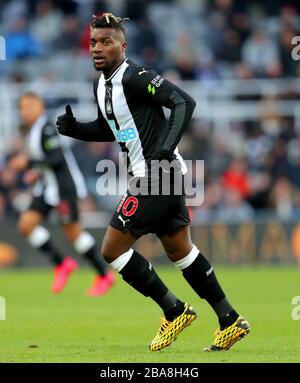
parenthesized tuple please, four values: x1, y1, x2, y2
(204, 315, 250, 352)
(149, 303, 197, 351)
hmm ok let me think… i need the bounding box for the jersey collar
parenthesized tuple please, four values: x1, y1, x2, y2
(104, 57, 127, 82)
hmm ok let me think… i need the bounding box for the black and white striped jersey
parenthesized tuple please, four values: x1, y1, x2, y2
(70, 59, 196, 178)
(25, 114, 87, 206)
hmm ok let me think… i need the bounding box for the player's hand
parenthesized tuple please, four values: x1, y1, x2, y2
(56, 105, 76, 136)
(157, 148, 176, 162)
(156, 149, 182, 173)
(23, 169, 40, 185)
(8, 153, 28, 172)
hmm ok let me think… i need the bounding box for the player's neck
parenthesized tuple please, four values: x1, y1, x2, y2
(103, 57, 126, 79)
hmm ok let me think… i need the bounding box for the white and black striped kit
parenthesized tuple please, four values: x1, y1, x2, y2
(93, 59, 195, 178)
(26, 114, 87, 206)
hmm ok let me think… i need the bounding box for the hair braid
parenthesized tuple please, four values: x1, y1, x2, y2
(91, 12, 129, 34)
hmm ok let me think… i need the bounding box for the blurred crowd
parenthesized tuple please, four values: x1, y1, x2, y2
(1, 0, 300, 222)
(1, 0, 300, 81)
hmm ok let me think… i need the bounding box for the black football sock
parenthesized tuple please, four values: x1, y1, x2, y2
(39, 240, 64, 266)
(181, 252, 238, 327)
(119, 250, 184, 320)
(83, 246, 109, 276)
(163, 295, 185, 322)
(218, 306, 239, 330)
(73, 231, 109, 276)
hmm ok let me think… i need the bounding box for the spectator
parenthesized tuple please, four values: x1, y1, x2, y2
(245, 125, 273, 171)
(222, 157, 250, 199)
(171, 31, 198, 79)
(53, 14, 80, 51)
(270, 176, 293, 219)
(5, 17, 43, 59)
(241, 29, 280, 77)
(30, 0, 63, 46)
(216, 188, 254, 223)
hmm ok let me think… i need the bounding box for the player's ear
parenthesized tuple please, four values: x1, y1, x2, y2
(121, 41, 127, 53)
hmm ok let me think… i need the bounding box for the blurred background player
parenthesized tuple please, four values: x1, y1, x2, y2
(8, 91, 115, 296)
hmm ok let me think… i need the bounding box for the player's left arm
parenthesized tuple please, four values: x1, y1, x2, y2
(127, 68, 196, 160)
(36, 124, 65, 169)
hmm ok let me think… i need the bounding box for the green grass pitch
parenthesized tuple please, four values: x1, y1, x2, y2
(0, 265, 299, 362)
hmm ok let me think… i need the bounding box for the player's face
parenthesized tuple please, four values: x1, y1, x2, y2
(19, 97, 44, 127)
(89, 27, 127, 74)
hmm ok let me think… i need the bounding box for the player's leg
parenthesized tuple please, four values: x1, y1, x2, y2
(62, 220, 115, 296)
(17, 206, 64, 266)
(17, 201, 77, 293)
(160, 225, 250, 351)
(102, 225, 187, 320)
(102, 219, 196, 351)
(160, 225, 237, 321)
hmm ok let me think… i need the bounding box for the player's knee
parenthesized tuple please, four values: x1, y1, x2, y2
(18, 214, 39, 236)
(101, 226, 136, 263)
(101, 240, 127, 264)
(62, 223, 81, 242)
(64, 230, 76, 242)
(101, 242, 115, 263)
(165, 246, 192, 262)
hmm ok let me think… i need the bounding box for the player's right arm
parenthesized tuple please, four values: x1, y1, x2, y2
(56, 105, 115, 142)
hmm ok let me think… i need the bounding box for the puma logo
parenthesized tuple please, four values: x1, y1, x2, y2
(138, 68, 148, 75)
(118, 215, 130, 227)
